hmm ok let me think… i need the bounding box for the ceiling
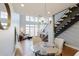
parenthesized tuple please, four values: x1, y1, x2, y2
(12, 3, 76, 16)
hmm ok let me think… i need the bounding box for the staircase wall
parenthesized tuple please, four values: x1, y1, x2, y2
(57, 21, 79, 49)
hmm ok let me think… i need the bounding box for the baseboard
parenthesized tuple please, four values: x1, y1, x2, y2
(65, 43, 79, 50)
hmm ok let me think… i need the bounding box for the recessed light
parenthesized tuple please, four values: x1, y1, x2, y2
(48, 11, 50, 14)
(21, 4, 24, 7)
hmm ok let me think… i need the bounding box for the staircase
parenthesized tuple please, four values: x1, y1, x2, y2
(54, 3, 79, 37)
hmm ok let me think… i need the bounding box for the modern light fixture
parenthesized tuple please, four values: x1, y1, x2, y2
(21, 4, 24, 7)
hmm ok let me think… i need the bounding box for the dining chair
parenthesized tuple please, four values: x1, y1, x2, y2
(54, 38, 64, 56)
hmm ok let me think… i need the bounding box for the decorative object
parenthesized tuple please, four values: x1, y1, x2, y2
(0, 3, 11, 30)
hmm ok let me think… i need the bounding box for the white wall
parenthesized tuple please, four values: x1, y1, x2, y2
(0, 17, 15, 56)
(20, 15, 26, 33)
(57, 21, 79, 48)
(43, 18, 54, 46)
(12, 12, 20, 34)
(0, 4, 20, 56)
(48, 21, 54, 45)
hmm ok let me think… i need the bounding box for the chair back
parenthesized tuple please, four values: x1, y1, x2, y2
(32, 36, 42, 45)
(32, 36, 42, 52)
(54, 38, 64, 54)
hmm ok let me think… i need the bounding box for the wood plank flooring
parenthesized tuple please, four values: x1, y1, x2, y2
(62, 45, 78, 56)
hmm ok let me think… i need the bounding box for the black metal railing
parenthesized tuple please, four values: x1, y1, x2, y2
(53, 3, 79, 37)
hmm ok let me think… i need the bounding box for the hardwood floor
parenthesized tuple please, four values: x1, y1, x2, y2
(62, 45, 78, 56)
(15, 39, 78, 56)
(20, 40, 35, 56)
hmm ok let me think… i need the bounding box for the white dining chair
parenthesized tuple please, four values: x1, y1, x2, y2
(32, 36, 42, 53)
(54, 38, 64, 56)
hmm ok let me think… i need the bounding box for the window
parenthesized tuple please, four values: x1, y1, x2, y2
(26, 24, 38, 36)
(26, 30, 29, 34)
(30, 25, 34, 27)
(30, 16, 34, 22)
(26, 16, 29, 21)
(25, 16, 50, 36)
(30, 25, 34, 36)
(26, 24, 30, 34)
(30, 29, 34, 36)
(26, 24, 29, 27)
(26, 27, 29, 30)
(35, 17, 38, 22)
(26, 25, 29, 30)
(35, 25, 38, 36)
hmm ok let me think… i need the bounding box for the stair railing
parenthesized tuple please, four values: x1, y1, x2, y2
(53, 4, 77, 37)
